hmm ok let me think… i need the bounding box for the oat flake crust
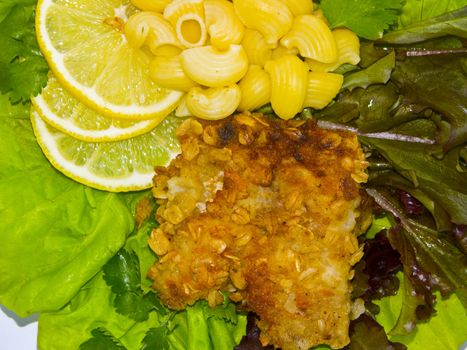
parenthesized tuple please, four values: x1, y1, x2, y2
(148, 113, 368, 350)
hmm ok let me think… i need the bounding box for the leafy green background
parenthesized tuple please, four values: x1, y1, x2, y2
(0, 95, 135, 316)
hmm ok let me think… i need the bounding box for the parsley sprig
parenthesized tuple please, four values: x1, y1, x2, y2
(0, 2, 48, 103)
(103, 249, 168, 322)
(321, 0, 404, 39)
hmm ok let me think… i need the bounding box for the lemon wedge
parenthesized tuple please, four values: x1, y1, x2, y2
(31, 109, 182, 192)
(32, 73, 164, 142)
(35, 0, 183, 120)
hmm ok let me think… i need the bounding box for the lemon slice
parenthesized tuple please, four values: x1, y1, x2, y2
(31, 73, 163, 142)
(35, 0, 183, 120)
(31, 109, 182, 192)
(32, 73, 164, 142)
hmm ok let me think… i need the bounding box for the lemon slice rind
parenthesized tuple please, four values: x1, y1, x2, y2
(32, 75, 162, 142)
(31, 110, 180, 192)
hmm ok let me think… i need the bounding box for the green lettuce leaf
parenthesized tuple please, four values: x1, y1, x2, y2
(382, 7, 467, 44)
(376, 280, 466, 349)
(0, 94, 135, 316)
(363, 139, 467, 225)
(349, 314, 406, 350)
(398, 0, 467, 27)
(317, 48, 467, 155)
(38, 219, 247, 350)
(342, 51, 395, 91)
(390, 55, 467, 154)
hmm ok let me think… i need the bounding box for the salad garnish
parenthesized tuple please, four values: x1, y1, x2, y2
(0, 0, 466, 349)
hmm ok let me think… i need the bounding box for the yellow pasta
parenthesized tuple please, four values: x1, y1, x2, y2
(303, 71, 343, 109)
(233, 0, 293, 47)
(186, 85, 242, 120)
(241, 29, 272, 67)
(124, 12, 182, 56)
(237, 65, 271, 112)
(204, 0, 245, 50)
(127, 0, 344, 120)
(149, 55, 199, 91)
(281, 14, 337, 63)
(270, 44, 299, 60)
(306, 28, 360, 72)
(130, 0, 171, 12)
(334, 29, 360, 65)
(163, 0, 207, 48)
(264, 55, 308, 120)
(180, 44, 248, 87)
(175, 95, 193, 117)
(311, 8, 328, 23)
(279, 0, 313, 15)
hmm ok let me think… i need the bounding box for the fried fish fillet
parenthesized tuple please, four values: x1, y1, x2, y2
(147, 113, 368, 349)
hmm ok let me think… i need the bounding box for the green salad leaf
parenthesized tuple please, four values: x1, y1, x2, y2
(0, 95, 136, 317)
(366, 188, 467, 321)
(80, 328, 127, 350)
(349, 314, 405, 350)
(0, 2, 48, 102)
(399, 0, 467, 26)
(314, 8, 466, 346)
(141, 327, 170, 350)
(390, 55, 467, 154)
(38, 216, 247, 350)
(382, 7, 467, 44)
(364, 139, 467, 225)
(341, 51, 395, 91)
(320, 0, 404, 39)
(103, 250, 157, 322)
(317, 46, 467, 156)
(376, 282, 467, 348)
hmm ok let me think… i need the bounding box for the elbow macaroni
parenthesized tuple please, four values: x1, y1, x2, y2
(204, 0, 245, 50)
(241, 29, 272, 67)
(270, 44, 299, 60)
(132, 0, 360, 120)
(233, 0, 293, 47)
(186, 85, 242, 120)
(281, 15, 337, 63)
(306, 29, 360, 72)
(333, 29, 360, 66)
(175, 95, 193, 117)
(303, 72, 343, 109)
(124, 12, 182, 55)
(279, 0, 313, 15)
(163, 0, 207, 48)
(237, 65, 271, 112)
(181, 44, 248, 87)
(264, 55, 308, 120)
(149, 55, 199, 91)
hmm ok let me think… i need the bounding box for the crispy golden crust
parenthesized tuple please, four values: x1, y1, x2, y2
(148, 113, 368, 349)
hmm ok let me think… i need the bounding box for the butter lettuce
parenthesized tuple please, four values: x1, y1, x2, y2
(0, 95, 135, 316)
(398, 0, 467, 27)
(38, 218, 247, 350)
(376, 279, 466, 349)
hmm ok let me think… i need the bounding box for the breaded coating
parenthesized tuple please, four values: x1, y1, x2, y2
(148, 113, 368, 350)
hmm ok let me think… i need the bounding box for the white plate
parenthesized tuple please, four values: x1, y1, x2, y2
(0, 305, 38, 350)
